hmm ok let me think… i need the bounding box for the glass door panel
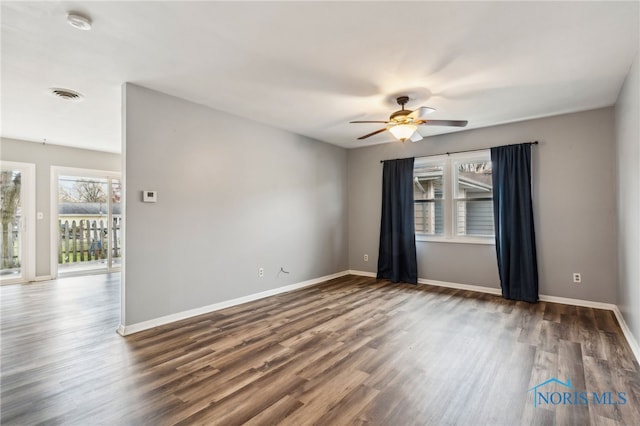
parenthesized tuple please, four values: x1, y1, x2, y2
(58, 175, 110, 275)
(1, 169, 23, 281)
(110, 178, 122, 269)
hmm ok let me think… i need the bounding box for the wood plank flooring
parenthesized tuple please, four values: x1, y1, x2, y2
(1, 274, 639, 425)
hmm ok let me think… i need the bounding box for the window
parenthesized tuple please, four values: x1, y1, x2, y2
(414, 151, 494, 243)
(413, 160, 444, 235)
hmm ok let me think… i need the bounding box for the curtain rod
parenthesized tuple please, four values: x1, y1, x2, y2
(380, 141, 539, 163)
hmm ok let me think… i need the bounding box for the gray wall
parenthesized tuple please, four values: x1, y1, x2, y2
(348, 108, 617, 303)
(0, 138, 121, 277)
(122, 84, 348, 325)
(615, 51, 640, 343)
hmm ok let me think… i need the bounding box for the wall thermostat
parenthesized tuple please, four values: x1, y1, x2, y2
(142, 190, 158, 203)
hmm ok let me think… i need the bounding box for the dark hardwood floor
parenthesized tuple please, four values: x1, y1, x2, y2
(1, 274, 639, 425)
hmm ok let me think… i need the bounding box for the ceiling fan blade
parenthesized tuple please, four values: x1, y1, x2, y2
(410, 132, 423, 142)
(350, 120, 390, 123)
(408, 106, 436, 120)
(420, 119, 468, 127)
(357, 128, 387, 140)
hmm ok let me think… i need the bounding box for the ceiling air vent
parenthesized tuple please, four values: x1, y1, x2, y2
(50, 88, 83, 101)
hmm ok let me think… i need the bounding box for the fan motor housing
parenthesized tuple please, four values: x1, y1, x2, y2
(389, 96, 412, 121)
(390, 109, 410, 121)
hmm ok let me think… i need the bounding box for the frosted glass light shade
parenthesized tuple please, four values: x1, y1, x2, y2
(388, 124, 417, 142)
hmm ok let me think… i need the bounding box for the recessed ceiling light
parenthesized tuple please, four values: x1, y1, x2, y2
(49, 88, 84, 101)
(66, 12, 92, 31)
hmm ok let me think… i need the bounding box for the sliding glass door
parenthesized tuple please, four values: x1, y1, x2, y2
(1, 161, 35, 284)
(53, 168, 121, 277)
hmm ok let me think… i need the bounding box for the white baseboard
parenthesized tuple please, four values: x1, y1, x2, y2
(347, 270, 376, 278)
(118, 270, 350, 336)
(33, 275, 53, 282)
(418, 278, 502, 296)
(348, 270, 639, 363)
(537, 294, 616, 311)
(611, 306, 640, 364)
(348, 270, 502, 295)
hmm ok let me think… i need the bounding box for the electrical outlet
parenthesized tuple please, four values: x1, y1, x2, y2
(573, 273, 581, 283)
(364, 254, 369, 262)
(258, 267, 264, 278)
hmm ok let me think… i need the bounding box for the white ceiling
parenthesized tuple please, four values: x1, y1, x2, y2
(1, 1, 638, 153)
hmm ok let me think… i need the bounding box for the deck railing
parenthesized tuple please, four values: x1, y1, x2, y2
(58, 217, 121, 264)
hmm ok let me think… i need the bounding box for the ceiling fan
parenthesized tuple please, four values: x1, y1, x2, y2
(350, 96, 468, 142)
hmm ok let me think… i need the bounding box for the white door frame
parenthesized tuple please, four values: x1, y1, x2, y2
(50, 166, 121, 279)
(0, 161, 36, 284)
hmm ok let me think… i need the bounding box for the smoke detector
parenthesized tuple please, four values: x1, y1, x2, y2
(49, 88, 84, 101)
(66, 12, 92, 31)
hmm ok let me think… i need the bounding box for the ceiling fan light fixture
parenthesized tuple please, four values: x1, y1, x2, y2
(388, 124, 417, 142)
(350, 94, 467, 142)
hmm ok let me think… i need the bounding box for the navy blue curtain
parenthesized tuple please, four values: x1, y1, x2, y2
(491, 144, 538, 302)
(377, 158, 418, 284)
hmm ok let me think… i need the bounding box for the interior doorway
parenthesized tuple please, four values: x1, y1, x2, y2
(51, 167, 121, 277)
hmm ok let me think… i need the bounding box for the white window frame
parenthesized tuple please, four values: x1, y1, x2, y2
(414, 151, 495, 245)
